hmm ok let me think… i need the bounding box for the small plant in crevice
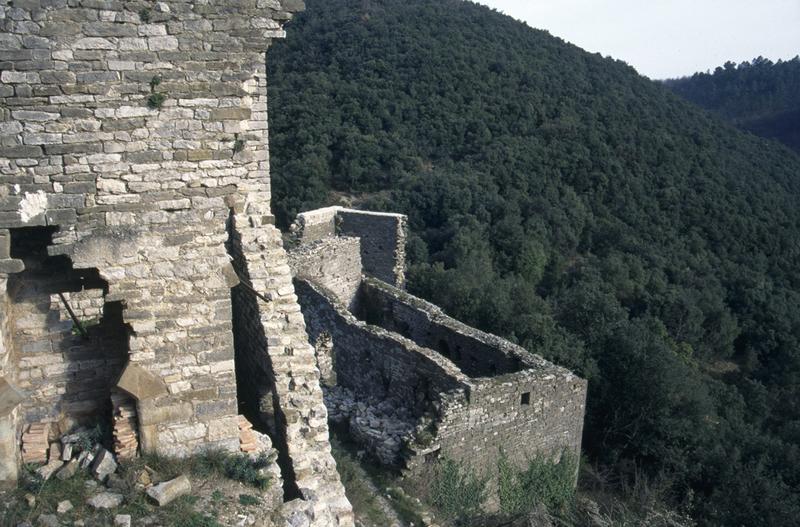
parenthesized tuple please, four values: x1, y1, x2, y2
(147, 75, 166, 109)
(147, 93, 167, 109)
(233, 134, 245, 154)
(238, 494, 260, 506)
(139, 8, 151, 23)
(223, 452, 271, 490)
(149, 74, 162, 91)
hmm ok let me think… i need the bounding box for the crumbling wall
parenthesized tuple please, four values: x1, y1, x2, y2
(229, 217, 353, 525)
(358, 278, 530, 377)
(357, 278, 587, 472)
(295, 278, 470, 465)
(290, 207, 407, 287)
(288, 236, 362, 308)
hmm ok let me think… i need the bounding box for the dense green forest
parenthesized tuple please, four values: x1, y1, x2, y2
(267, 1, 800, 525)
(665, 57, 800, 153)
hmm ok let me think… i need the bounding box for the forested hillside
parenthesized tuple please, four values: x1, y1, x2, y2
(665, 57, 800, 153)
(268, 1, 800, 525)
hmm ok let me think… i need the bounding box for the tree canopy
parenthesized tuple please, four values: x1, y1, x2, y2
(665, 57, 800, 153)
(268, 1, 800, 524)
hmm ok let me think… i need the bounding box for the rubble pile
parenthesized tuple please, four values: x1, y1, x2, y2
(324, 386, 416, 465)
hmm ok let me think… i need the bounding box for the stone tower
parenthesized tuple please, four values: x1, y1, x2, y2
(0, 1, 352, 524)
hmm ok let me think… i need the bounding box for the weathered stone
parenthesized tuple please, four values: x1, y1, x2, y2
(0, 377, 24, 416)
(37, 514, 59, 527)
(114, 515, 132, 527)
(87, 492, 123, 509)
(90, 448, 117, 481)
(146, 475, 191, 506)
(0, 3, 359, 525)
(116, 363, 167, 400)
(56, 500, 73, 513)
(36, 461, 64, 481)
(55, 459, 79, 481)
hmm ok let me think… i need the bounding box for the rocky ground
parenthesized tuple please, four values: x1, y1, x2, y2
(1, 427, 284, 527)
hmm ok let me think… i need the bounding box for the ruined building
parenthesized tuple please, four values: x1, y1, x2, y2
(0, 0, 586, 522)
(288, 207, 587, 505)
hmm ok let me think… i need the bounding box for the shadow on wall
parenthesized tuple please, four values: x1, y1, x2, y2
(7, 226, 130, 430)
(225, 213, 301, 501)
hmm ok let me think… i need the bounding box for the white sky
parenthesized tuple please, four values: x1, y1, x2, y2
(475, 0, 800, 79)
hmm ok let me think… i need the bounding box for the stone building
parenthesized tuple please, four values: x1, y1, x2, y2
(0, 1, 351, 524)
(288, 207, 588, 505)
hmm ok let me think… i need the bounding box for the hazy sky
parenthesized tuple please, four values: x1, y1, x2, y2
(475, 0, 800, 79)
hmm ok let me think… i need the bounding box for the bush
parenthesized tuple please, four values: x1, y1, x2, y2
(498, 450, 577, 517)
(429, 458, 487, 522)
(223, 453, 271, 490)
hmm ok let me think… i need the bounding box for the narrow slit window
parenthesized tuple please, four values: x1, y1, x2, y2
(521, 392, 531, 406)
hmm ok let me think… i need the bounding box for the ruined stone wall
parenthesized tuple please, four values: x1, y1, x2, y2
(358, 278, 529, 377)
(0, 2, 354, 523)
(230, 218, 353, 525)
(337, 209, 406, 288)
(295, 278, 470, 465)
(290, 207, 407, 287)
(357, 278, 587, 472)
(288, 236, 361, 308)
(0, 0, 304, 458)
(295, 269, 586, 508)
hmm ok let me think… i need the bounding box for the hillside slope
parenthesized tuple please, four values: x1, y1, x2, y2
(268, 1, 800, 525)
(665, 57, 800, 153)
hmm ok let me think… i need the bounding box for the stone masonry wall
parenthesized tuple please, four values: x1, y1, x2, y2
(230, 216, 353, 526)
(356, 278, 587, 473)
(295, 278, 470, 465)
(357, 279, 527, 377)
(0, 2, 354, 523)
(288, 236, 361, 308)
(290, 206, 407, 287)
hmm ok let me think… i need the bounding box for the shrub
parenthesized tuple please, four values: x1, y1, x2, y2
(498, 449, 577, 517)
(223, 453, 271, 490)
(147, 93, 167, 109)
(429, 458, 487, 522)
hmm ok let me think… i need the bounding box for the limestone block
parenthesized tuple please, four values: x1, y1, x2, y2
(0, 376, 23, 416)
(55, 459, 79, 481)
(146, 475, 191, 506)
(116, 363, 168, 401)
(90, 448, 117, 481)
(87, 492, 124, 509)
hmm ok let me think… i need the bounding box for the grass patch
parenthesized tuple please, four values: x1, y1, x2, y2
(498, 449, 577, 517)
(121, 450, 270, 490)
(239, 494, 260, 506)
(429, 458, 488, 523)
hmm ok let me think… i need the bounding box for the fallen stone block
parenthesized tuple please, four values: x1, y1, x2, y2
(90, 448, 117, 481)
(114, 515, 132, 527)
(56, 500, 73, 514)
(55, 459, 79, 481)
(146, 475, 191, 506)
(36, 461, 64, 481)
(87, 492, 124, 509)
(61, 442, 73, 461)
(37, 514, 59, 527)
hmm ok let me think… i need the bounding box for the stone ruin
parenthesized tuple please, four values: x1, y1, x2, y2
(0, 1, 350, 524)
(0, 0, 586, 522)
(288, 206, 587, 507)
